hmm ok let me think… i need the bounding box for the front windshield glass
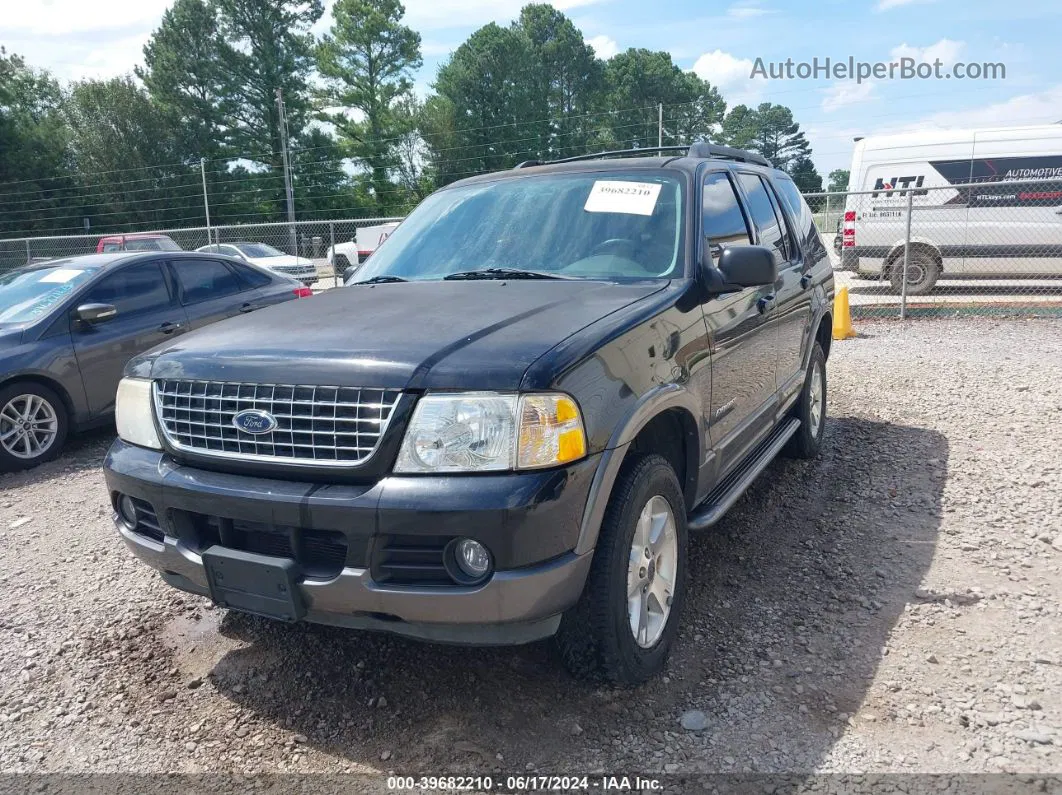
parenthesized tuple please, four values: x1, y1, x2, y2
(354, 172, 684, 282)
(235, 243, 284, 258)
(0, 266, 94, 324)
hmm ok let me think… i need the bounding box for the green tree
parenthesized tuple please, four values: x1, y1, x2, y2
(789, 156, 822, 194)
(212, 0, 324, 169)
(827, 168, 850, 193)
(427, 23, 538, 183)
(517, 4, 603, 157)
(603, 49, 725, 149)
(721, 102, 811, 171)
(0, 49, 77, 237)
(63, 77, 200, 230)
(316, 0, 422, 213)
(137, 0, 227, 160)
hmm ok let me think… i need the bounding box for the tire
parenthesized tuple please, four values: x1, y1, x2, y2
(889, 250, 939, 295)
(0, 382, 69, 472)
(555, 454, 688, 685)
(783, 342, 827, 460)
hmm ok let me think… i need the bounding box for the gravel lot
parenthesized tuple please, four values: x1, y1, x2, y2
(1, 318, 1060, 784)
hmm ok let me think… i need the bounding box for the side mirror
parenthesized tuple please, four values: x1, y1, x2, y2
(342, 264, 357, 283)
(716, 245, 778, 288)
(76, 303, 117, 324)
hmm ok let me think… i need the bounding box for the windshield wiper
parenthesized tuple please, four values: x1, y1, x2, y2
(354, 275, 408, 284)
(443, 267, 571, 281)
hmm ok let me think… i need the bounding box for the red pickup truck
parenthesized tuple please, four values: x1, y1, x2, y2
(96, 234, 182, 253)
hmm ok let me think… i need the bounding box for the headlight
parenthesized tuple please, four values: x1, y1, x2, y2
(115, 378, 162, 450)
(394, 392, 587, 474)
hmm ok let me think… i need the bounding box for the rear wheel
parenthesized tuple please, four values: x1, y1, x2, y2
(783, 342, 826, 460)
(889, 250, 939, 295)
(0, 383, 68, 472)
(555, 454, 687, 685)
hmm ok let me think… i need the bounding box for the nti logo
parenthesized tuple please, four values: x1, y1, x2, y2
(871, 176, 929, 198)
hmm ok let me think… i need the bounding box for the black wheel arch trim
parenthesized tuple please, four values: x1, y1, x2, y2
(575, 383, 704, 555)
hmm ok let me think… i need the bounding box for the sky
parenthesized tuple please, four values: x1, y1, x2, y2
(4, 0, 1062, 178)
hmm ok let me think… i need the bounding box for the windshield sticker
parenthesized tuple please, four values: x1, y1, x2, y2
(584, 181, 662, 216)
(39, 268, 85, 284)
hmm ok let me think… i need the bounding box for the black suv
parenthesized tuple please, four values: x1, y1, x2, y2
(104, 143, 834, 683)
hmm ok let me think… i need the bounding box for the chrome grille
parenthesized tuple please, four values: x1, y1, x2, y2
(154, 380, 401, 466)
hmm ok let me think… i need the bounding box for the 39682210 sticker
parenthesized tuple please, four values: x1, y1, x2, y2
(583, 180, 662, 216)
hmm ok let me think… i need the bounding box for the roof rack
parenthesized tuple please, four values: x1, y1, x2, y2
(513, 141, 771, 169)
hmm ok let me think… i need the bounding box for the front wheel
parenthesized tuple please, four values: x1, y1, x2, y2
(0, 382, 68, 472)
(555, 454, 688, 685)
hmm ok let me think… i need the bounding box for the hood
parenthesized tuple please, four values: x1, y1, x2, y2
(139, 280, 667, 390)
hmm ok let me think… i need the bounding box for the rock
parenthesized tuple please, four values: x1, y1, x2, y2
(185, 741, 197, 752)
(679, 710, 708, 732)
(235, 726, 250, 738)
(1051, 535, 1062, 552)
(377, 696, 388, 709)
(294, 734, 308, 744)
(1013, 730, 1053, 745)
(381, 750, 392, 761)
(8, 517, 31, 530)
(186, 678, 203, 690)
(156, 690, 177, 703)
(925, 654, 939, 664)
(570, 723, 583, 736)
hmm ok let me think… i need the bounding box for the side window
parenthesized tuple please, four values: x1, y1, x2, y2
(230, 262, 272, 288)
(125, 239, 161, 251)
(173, 258, 244, 304)
(702, 172, 752, 263)
(737, 172, 788, 267)
(101, 243, 121, 253)
(81, 261, 172, 317)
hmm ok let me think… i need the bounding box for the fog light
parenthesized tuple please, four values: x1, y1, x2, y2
(117, 494, 138, 528)
(452, 538, 492, 582)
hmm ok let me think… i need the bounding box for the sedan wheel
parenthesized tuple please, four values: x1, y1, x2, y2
(0, 383, 68, 471)
(1, 393, 59, 460)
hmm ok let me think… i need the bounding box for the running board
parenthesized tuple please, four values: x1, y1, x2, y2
(687, 418, 801, 531)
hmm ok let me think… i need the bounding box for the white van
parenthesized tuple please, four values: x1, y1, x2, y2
(838, 124, 1062, 294)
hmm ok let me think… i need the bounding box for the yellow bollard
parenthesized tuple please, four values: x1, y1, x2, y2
(832, 287, 857, 340)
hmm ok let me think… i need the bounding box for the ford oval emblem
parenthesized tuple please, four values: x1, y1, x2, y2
(232, 409, 278, 435)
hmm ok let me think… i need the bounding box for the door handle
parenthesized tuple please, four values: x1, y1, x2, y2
(159, 321, 182, 334)
(239, 303, 257, 313)
(757, 295, 776, 314)
(800, 273, 813, 289)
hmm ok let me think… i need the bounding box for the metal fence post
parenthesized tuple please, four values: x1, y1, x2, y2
(330, 222, 337, 288)
(824, 193, 830, 235)
(25, 239, 30, 265)
(900, 188, 914, 320)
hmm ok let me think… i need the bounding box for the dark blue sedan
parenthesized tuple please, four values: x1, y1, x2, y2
(0, 251, 311, 471)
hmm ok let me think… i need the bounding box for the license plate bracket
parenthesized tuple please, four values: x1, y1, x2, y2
(202, 546, 305, 622)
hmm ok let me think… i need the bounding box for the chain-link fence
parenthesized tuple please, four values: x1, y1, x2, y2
(808, 178, 1062, 317)
(4, 180, 1062, 315)
(0, 217, 403, 288)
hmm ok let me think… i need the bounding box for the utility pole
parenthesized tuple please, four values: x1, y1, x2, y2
(200, 157, 213, 247)
(658, 103, 663, 149)
(275, 88, 297, 254)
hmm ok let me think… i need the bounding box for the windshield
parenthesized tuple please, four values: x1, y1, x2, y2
(234, 243, 285, 258)
(354, 172, 684, 283)
(0, 266, 94, 324)
(124, 237, 181, 252)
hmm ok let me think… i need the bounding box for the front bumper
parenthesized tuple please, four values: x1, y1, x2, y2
(104, 441, 598, 645)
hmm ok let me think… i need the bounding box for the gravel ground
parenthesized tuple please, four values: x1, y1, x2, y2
(0, 318, 1060, 784)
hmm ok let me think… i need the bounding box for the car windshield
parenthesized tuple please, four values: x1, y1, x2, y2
(354, 172, 684, 283)
(124, 237, 181, 252)
(0, 265, 95, 324)
(234, 243, 285, 258)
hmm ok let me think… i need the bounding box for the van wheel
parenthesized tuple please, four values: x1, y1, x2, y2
(555, 454, 687, 685)
(889, 251, 939, 295)
(784, 342, 826, 460)
(0, 382, 68, 472)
